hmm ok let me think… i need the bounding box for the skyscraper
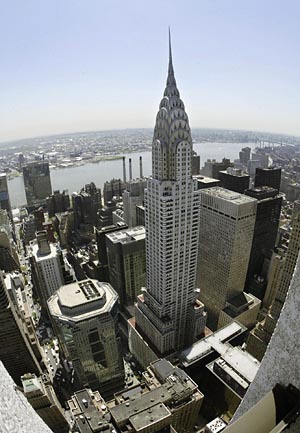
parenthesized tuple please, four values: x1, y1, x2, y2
(48, 279, 124, 396)
(131, 33, 206, 360)
(197, 187, 257, 329)
(0, 271, 41, 385)
(246, 201, 300, 361)
(254, 167, 282, 192)
(23, 161, 52, 207)
(245, 186, 283, 290)
(29, 231, 65, 307)
(0, 173, 12, 217)
(106, 226, 146, 307)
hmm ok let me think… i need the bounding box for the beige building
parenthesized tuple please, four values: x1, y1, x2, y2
(48, 279, 124, 396)
(197, 187, 257, 329)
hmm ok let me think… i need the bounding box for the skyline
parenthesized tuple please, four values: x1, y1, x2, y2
(1, 0, 300, 142)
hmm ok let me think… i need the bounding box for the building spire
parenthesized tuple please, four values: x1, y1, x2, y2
(169, 26, 172, 66)
(166, 27, 176, 88)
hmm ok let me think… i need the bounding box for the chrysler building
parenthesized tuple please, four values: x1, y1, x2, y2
(131, 32, 206, 360)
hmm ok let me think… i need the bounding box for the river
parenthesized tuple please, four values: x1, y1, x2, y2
(8, 142, 257, 208)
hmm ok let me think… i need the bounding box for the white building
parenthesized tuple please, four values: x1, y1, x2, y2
(30, 232, 65, 305)
(123, 178, 147, 227)
(131, 33, 206, 361)
(197, 187, 257, 329)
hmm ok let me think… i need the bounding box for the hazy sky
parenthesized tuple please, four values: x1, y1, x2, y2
(1, 0, 299, 142)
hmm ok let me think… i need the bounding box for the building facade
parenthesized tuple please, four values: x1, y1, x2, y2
(21, 373, 69, 433)
(23, 161, 52, 207)
(30, 231, 65, 307)
(218, 168, 250, 194)
(106, 226, 146, 307)
(197, 187, 257, 329)
(0, 271, 41, 385)
(132, 34, 206, 358)
(109, 359, 204, 433)
(246, 201, 300, 361)
(123, 179, 147, 227)
(245, 187, 283, 286)
(0, 173, 12, 216)
(254, 167, 282, 192)
(48, 279, 124, 396)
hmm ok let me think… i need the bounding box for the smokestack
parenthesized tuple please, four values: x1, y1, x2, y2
(139, 156, 143, 178)
(129, 158, 132, 181)
(122, 157, 126, 183)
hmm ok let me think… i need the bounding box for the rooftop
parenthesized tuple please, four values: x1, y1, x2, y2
(68, 389, 113, 433)
(31, 241, 58, 261)
(21, 374, 43, 396)
(200, 187, 257, 206)
(110, 360, 201, 429)
(129, 403, 171, 432)
(206, 347, 260, 396)
(180, 321, 246, 366)
(48, 279, 118, 322)
(106, 226, 145, 244)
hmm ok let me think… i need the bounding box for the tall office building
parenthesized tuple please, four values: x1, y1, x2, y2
(233, 243, 300, 433)
(46, 190, 70, 217)
(218, 167, 250, 194)
(254, 167, 282, 192)
(192, 150, 201, 175)
(103, 178, 126, 205)
(239, 147, 251, 165)
(95, 222, 128, 281)
(23, 161, 52, 207)
(106, 226, 146, 307)
(123, 178, 147, 227)
(201, 158, 233, 179)
(131, 33, 206, 360)
(247, 201, 300, 361)
(245, 187, 283, 287)
(197, 187, 257, 329)
(48, 279, 124, 396)
(0, 173, 12, 216)
(0, 209, 19, 271)
(72, 182, 102, 231)
(0, 271, 41, 385)
(29, 231, 65, 307)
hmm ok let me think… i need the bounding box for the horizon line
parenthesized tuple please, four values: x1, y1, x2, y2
(1, 126, 299, 147)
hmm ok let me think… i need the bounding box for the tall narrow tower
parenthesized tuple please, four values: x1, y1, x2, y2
(133, 32, 206, 359)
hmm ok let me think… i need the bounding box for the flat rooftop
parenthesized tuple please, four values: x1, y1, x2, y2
(48, 279, 118, 322)
(206, 347, 260, 396)
(200, 187, 257, 206)
(219, 169, 249, 178)
(58, 279, 106, 308)
(180, 321, 246, 366)
(221, 346, 259, 383)
(129, 403, 171, 432)
(106, 226, 145, 244)
(193, 175, 220, 184)
(31, 242, 58, 261)
(69, 389, 112, 433)
(22, 375, 42, 395)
